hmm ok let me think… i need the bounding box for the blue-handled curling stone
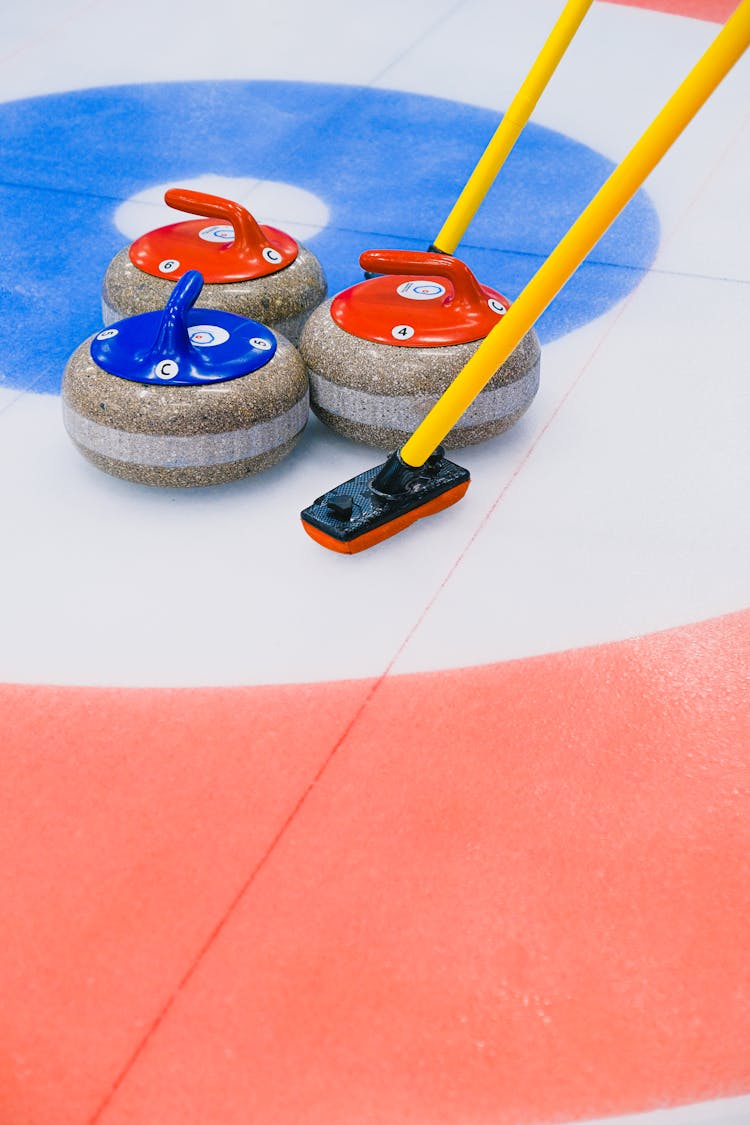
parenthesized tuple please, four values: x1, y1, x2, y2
(62, 271, 308, 486)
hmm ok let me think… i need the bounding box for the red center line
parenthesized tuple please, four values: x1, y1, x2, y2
(87, 677, 388, 1122)
(90, 43, 747, 1125)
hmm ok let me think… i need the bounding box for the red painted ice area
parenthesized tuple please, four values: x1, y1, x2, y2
(2, 609, 748, 1123)
(605, 0, 740, 21)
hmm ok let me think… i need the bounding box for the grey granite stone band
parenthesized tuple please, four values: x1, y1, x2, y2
(308, 363, 539, 431)
(62, 393, 309, 468)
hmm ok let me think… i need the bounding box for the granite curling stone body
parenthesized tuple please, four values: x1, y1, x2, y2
(300, 249, 540, 449)
(63, 270, 308, 486)
(102, 188, 327, 346)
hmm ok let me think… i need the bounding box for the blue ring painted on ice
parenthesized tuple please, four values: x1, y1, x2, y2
(0, 80, 659, 395)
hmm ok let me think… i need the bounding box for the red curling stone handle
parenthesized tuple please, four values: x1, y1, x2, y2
(359, 249, 489, 314)
(165, 188, 270, 258)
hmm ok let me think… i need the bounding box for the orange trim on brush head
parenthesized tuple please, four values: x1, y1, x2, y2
(301, 480, 470, 554)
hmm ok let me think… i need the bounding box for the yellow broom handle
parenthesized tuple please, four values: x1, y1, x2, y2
(432, 0, 594, 255)
(402, 0, 750, 468)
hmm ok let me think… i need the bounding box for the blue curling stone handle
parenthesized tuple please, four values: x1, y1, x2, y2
(90, 270, 277, 386)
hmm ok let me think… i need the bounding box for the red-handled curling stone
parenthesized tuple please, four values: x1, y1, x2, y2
(64, 270, 308, 487)
(102, 189, 327, 345)
(299, 249, 540, 449)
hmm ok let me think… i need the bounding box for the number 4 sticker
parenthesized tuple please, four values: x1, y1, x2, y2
(391, 324, 415, 340)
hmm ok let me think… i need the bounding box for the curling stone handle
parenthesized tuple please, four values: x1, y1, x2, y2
(148, 268, 203, 360)
(165, 188, 269, 256)
(359, 249, 489, 312)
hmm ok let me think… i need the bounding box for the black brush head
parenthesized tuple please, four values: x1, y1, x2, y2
(301, 448, 470, 554)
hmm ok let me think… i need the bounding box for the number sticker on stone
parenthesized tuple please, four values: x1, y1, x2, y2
(96, 328, 118, 340)
(250, 336, 272, 350)
(488, 298, 507, 315)
(154, 359, 179, 380)
(159, 258, 181, 274)
(262, 247, 283, 264)
(391, 324, 415, 340)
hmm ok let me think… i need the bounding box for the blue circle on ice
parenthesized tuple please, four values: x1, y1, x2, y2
(0, 80, 660, 395)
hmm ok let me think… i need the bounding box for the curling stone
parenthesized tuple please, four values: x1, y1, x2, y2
(299, 249, 540, 449)
(63, 270, 308, 486)
(102, 188, 327, 346)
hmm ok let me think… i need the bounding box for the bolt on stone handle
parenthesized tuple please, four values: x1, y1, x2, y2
(358, 249, 489, 314)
